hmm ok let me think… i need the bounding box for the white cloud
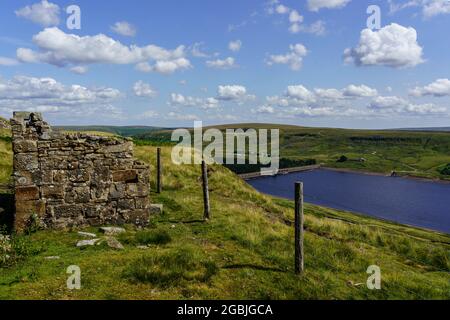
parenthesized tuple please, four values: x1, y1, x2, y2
(133, 81, 157, 98)
(0, 57, 19, 66)
(308, 0, 351, 12)
(275, 4, 290, 14)
(111, 21, 137, 37)
(388, 0, 450, 18)
(289, 10, 303, 23)
(344, 23, 424, 68)
(191, 42, 211, 58)
(15, 0, 60, 27)
(423, 0, 450, 17)
(369, 95, 446, 115)
(69, 66, 88, 74)
(17, 27, 191, 74)
(229, 40, 242, 52)
(169, 93, 219, 109)
(206, 57, 236, 69)
(0, 75, 122, 117)
(286, 85, 316, 102)
(314, 88, 344, 100)
(267, 44, 308, 71)
(409, 79, 450, 97)
(217, 85, 249, 101)
(343, 84, 378, 97)
(252, 105, 275, 114)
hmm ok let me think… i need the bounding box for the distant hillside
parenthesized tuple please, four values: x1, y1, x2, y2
(137, 124, 450, 180)
(54, 125, 169, 137)
(396, 127, 450, 132)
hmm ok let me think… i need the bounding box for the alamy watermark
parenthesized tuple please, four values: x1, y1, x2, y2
(171, 121, 280, 175)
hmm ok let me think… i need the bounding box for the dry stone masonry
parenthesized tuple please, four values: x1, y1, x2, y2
(11, 112, 152, 232)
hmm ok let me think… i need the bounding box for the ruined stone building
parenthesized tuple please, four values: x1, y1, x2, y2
(11, 112, 152, 232)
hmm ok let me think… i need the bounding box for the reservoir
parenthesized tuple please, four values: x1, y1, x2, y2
(247, 169, 450, 234)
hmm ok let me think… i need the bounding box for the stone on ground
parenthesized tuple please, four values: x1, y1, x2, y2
(99, 227, 126, 235)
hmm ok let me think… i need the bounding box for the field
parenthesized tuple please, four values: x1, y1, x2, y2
(137, 124, 450, 180)
(0, 124, 449, 299)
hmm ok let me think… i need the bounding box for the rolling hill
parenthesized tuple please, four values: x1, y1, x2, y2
(0, 131, 449, 299)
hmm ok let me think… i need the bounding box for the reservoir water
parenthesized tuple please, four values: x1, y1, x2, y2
(247, 169, 450, 234)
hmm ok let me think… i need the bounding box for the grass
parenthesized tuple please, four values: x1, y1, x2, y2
(0, 140, 448, 300)
(139, 124, 450, 180)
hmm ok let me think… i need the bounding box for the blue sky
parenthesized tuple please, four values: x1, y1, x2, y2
(0, 0, 449, 128)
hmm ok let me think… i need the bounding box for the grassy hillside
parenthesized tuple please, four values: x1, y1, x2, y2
(0, 122, 12, 184)
(55, 125, 168, 137)
(0, 141, 448, 300)
(139, 124, 450, 180)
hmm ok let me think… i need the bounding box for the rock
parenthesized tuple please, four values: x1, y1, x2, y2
(150, 204, 163, 215)
(45, 256, 60, 260)
(137, 245, 149, 250)
(105, 237, 124, 250)
(76, 239, 100, 247)
(100, 227, 126, 235)
(77, 231, 97, 238)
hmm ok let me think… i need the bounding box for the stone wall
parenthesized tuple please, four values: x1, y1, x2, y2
(11, 112, 151, 232)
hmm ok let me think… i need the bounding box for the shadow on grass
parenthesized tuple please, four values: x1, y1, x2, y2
(222, 264, 286, 273)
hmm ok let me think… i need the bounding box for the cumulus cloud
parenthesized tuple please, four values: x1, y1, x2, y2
(17, 27, 191, 74)
(267, 44, 308, 71)
(111, 21, 137, 37)
(267, 1, 325, 35)
(342, 84, 378, 97)
(229, 40, 242, 52)
(344, 23, 424, 68)
(409, 79, 450, 97)
(308, 0, 351, 12)
(369, 95, 446, 115)
(133, 81, 157, 98)
(15, 0, 60, 27)
(169, 93, 219, 109)
(286, 85, 316, 102)
(0, 75, 122, 117)
(206, 57, 236, 69)
(217, 85, 252, 101)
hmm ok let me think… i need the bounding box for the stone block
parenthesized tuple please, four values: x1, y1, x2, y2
(65, 186, 90, 204)
(13, 140, 37, 153)
(118, 198, 135, 210)
(42, 184, 65, 199)
(112, 170, 138, 183)
(53, 204, 84, 218)
(15, 186, 40, 201)
(14, 153, 38, 171)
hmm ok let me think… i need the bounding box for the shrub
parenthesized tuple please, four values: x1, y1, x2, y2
(439, 163, 450, 175)
(337, 155, 348, 163)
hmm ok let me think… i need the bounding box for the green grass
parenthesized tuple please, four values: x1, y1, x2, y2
(0, 127, 12, 184)
(0, 144, 448, 300)
(139, 124, 450, 180)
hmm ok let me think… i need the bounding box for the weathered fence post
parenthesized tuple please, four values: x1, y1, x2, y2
(157, 147, 162, 194)
(295, 182, 304, 274)
(202, 160, 211, 220)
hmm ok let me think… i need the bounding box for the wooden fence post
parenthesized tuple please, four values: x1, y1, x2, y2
(157, 148, 162, 194)
(202, 160, 211, 220)
(295, 182, 304, 274)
